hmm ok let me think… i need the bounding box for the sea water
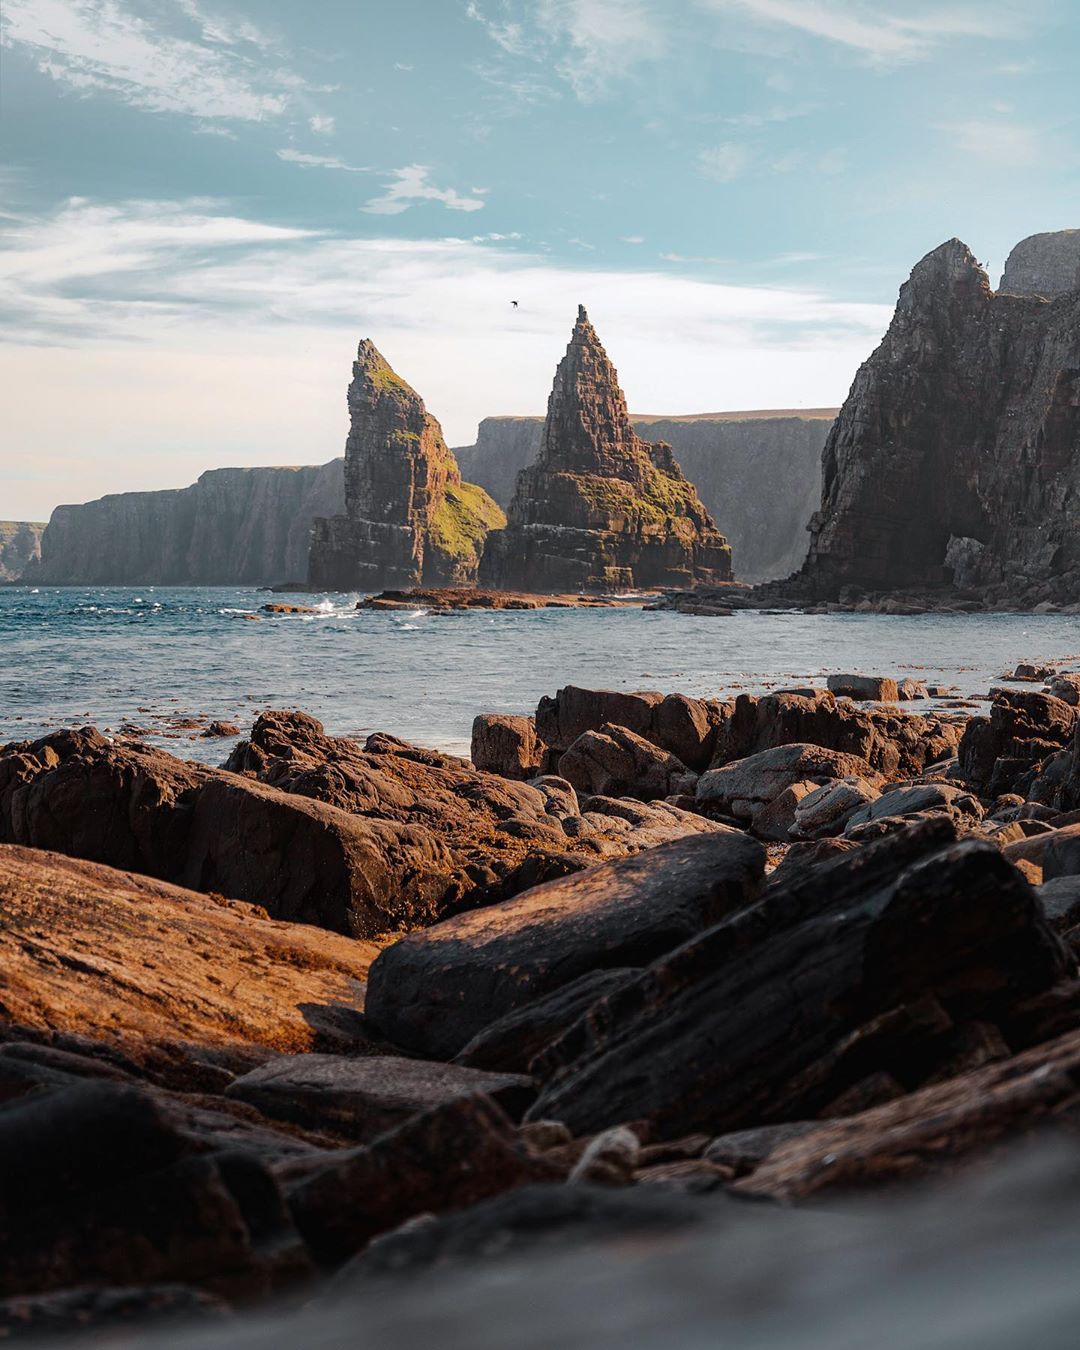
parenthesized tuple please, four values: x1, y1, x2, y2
(3, 587, 1080, 763)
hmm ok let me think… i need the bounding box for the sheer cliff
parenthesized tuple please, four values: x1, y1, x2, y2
(0, 522, 45, 583)
(784, 231, 1080, 600)
(27, 461, 344, 587)
(457, 409, 833, 582)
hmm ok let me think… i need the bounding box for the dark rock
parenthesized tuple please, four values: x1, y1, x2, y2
(225, 1054, 534, 1141)
(286, 1094, 559, 1266)
(1036, 876, 1080, 931)
(479, 308, 732, 592)
(558, 723, 693, 801)
(527, 821, 1069, 1139)
(843, 783, 983, 832)
(454, 969, 638, 1074)
(308, 340, 503, 590)
(826, 674, 899, 702)
(535, 685, 724, 771)
(0, 1284, 230, 1339)
(364, 831, 765, 1059)
(703, 1121, 823, 1176)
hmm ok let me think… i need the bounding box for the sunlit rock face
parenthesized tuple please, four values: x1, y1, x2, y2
(308, 342, 504, 591)
(479, 307, 733, 593)
(1000, 230, 1080, 299)
(783, 234, 1080, 598)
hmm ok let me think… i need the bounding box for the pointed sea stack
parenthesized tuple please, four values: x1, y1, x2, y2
(308, 342, 504, 590)
(775, 230, 1080, 603)
(479, 307, 733, 592)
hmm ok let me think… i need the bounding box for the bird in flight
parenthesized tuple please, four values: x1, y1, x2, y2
(510, 300, 518, 308)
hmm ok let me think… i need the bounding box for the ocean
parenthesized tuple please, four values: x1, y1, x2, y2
(4, 587, 1079, 762)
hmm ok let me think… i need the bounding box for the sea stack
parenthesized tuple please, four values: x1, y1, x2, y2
(479, 307, 733, 592)
(308, 342, 504, 590)
(782, 231, 1080, 601)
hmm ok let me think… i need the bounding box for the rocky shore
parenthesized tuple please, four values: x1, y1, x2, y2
(358, 587, 649, 611)
(5, 666, 1080, 1341)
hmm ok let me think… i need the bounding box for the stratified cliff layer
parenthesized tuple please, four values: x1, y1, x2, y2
(456, 410, 833, 582)
(308, 342, 504, 591)
(782, 232, 1080, 601)
(479, 308, 732, 592)
(27, 462, 344, 586)
(0, 522, 45, 583)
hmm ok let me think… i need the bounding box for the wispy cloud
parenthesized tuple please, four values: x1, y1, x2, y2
(308, 114, 335, 135)
(703, 0, 1019, 62)
(467, 0, 665, 99)
(698, 143, 752, 182)
(940, 117, 1042, 167)
(1, 0, 306, 120)
(277, 149, 369, 173)
(361, 165, 487, 215)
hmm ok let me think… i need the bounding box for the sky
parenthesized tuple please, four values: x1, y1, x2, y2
(1, 0, 1078, 521)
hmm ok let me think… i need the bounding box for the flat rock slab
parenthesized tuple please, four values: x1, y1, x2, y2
(364, 831, 765, 1059)
(226, 1054, 534, 1141)
(0, 844, 379, 1055)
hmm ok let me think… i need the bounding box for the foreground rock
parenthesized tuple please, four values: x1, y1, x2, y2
(307, 340, 504, 590)
(364, 831, 765, 1059)
(528, 821, 1069, 1137)
(0, 714, 720, 938)
(0, 844, 380, 1056)
(479, 308, 732, 592)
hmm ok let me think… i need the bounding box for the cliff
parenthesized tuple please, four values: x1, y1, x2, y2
(783, 232, 1080, 601)
(28, 461, 344, 586)
(1000, 229, 1080, 298)
(0, 522, 45, 583)
(308, 342, 504, 590)
(479, 307, 732, 592)
(456, 409, 834, 582)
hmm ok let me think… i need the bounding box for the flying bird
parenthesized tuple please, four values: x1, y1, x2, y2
(511, 300, 518, 308)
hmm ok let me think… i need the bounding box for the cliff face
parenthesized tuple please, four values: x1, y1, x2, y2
(29, 462, 344, 586)
(479, 307, 732, 592)
(456, 410, 833, 582)
(1000, 229, 1080, 298)
(787, 234, 1080, 599)
(0, 522, 45, 583)
(307, 342, 504, 591)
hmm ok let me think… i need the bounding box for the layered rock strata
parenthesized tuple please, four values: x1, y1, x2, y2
(26, 461, 344, 586)
(0, 521, 45, 583)
(479, 308, 732, 592)
(308, 342, 503, 590)
(773, 232, 1080, 603)
(457, 409, 834, 581)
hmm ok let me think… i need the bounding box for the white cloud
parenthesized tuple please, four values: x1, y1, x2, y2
(703, 0, 1019, 62)
(362, 165, 487, 215)
(308, 114, 336, 135)
(0, 195, 892, 517)
(622, 235, 646, 244)
(698, 143, 752, 182)
(941, 118, 1042, 167)
(1, 0, 303, 120)
(277, 148, 369, 173)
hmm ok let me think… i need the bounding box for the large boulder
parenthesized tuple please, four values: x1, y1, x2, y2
(959, 690, 1076, 797)
(696, 743, 881, 824)
(528, 821, 1069, 1139)
(557, 724, 694, 801)
(535, 686, 725, 771)
(471, 715, 542, 780)
(0, 844, 380, 1055)
(364, 831, 765, 1059)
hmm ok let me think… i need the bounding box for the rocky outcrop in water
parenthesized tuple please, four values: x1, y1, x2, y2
(0, 521, 44, 582)
(479, 308, 732, 592)
(773, 231, 1080, 603)
(26, 462, 344, 586)
(308, 343, 504, 591)
(457, 410, 833, 582)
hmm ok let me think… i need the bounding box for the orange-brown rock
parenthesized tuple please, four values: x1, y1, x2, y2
(0, 844, 380, 1056)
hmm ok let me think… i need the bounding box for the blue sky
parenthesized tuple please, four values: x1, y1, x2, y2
(2, 0, 1078, 519)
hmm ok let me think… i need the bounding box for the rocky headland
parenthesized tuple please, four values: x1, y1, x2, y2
(0, 521, 44, 583)
(457, 408, 835, 582)
(754, 229, 1080, 613)
(479, 307, 732, 592)
(23, 462, 343, 587)
(307, 342, 504, 591)
(7, 663, 1080, 1339)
